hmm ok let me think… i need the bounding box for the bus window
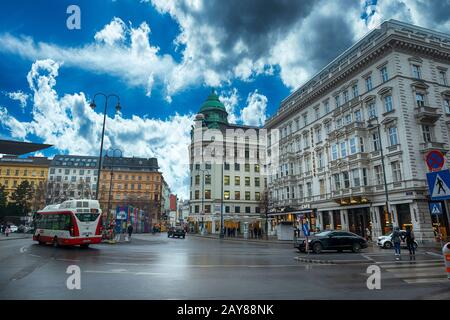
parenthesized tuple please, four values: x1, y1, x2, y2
(76, 213, 99, 222)
(63, 214, 72, 230)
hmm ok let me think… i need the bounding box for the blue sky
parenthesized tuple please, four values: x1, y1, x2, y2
(1, 0, 450, 197)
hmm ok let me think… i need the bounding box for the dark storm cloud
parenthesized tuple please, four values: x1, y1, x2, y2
(415, 0, 450, 24)
(177, 0, 317, 60)
(200, 0, 316, 56)
(302, 14, 356, 71)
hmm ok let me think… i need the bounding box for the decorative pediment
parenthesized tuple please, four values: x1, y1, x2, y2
(408, 56, 423, 64)
(377, 86, 393, 96)
(411, 81, 429, 90)
(363, 95, 376, 103)
(441, 90, 450, 97)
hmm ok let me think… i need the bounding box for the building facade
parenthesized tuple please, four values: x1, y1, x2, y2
(265, 20, 450, 243)
(188, 91, 267, 234)
(99, 156, 163, 226)
(0, 155, 51, 211)
(46, 155, 99, 204)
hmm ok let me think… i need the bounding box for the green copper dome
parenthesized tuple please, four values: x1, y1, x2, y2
(198, 89, 229, 128)
(200, 89, 226, 113)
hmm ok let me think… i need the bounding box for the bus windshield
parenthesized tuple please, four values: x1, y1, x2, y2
(75, 213, 99, 222)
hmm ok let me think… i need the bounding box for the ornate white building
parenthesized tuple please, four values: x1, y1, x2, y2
(188, 91, 267, 235)
(265, 20, 450, 243)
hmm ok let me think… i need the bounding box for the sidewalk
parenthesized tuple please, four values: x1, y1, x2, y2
(0, 233, 32, 241)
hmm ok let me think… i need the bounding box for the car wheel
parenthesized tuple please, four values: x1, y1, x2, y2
(384, 241, 392, 249)
(352, 242, 361, 253)
(312, 242, 323, 254)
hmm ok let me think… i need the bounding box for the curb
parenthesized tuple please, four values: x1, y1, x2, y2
(190, 234, 293, 245)
(294, 256, 372, 265)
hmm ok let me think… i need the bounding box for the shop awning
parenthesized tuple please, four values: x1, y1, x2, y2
(268, 209, 314, 217)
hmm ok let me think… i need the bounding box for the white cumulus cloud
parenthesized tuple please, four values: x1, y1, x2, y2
(0, 59, 194, 198)
(4, 90, 29, 112)
(240, 90, 268, 127)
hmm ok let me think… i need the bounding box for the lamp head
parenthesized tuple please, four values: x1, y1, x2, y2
(115, 102, 121, 113)
(89, 101, 96, 109)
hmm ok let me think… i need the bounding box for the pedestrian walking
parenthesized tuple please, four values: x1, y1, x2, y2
(127, 224, 133, 240)
(392, 226, 402, 260)
(405, 225, 416, 259)
(5, 225, 11, 237)
(365, 227, 372, 242)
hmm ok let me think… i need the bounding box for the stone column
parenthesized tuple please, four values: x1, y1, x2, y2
(340, 209, 349, 231)
(370, 206, 383, 239)
(211, 219, 216, 234)
(328, 211, 334, 230)
(411, 201, 435, 244)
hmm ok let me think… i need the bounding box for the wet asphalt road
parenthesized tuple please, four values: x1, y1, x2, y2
(0, 234, 448, 300)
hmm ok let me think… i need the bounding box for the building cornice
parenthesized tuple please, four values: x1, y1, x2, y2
(265, 26, 450, 129)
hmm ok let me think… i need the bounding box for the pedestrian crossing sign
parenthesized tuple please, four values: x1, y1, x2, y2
(429, 202, 443, 215)
(427, 169, 450, 200)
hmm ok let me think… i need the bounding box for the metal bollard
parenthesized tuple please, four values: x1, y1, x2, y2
(443, 242, 450, 280)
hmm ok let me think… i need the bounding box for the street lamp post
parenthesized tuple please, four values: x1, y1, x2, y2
(89, 93, 122, 201)
(368, 116, 393, 233)
(106, 148, 122, 229)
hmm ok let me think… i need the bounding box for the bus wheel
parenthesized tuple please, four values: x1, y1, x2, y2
(37, 235, 44, 245)
(80, 244, 89, 249)
(52, 237, 59, 248)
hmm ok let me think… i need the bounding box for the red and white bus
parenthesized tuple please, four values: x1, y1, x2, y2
(33, 199, 103, 247)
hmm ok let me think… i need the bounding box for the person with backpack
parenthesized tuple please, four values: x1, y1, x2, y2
(405, 225, 416, 259)
(392, 226, 402, 260)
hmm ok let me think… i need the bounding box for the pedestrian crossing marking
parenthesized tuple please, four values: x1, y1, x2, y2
(380, 260, 448, 284)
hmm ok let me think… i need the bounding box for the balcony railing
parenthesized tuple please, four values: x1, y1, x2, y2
(419, 141, 446, 153)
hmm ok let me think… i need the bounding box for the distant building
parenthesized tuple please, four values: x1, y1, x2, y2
(99, 156, 163, 227)
(0, 155, 51, 212)
(46, 155, 99, 203)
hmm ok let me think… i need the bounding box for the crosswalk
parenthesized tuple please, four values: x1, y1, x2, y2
(380, 260, 449, 284)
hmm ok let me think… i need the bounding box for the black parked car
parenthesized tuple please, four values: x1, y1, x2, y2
(295, 230, 368, 254)
(168, 227, 186, 239)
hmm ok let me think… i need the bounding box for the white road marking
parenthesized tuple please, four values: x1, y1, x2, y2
(103, 263, 303, 268)
(28, 254, 42, 258)
(403, 278, 449, 284)
(56, 258, 80, 262)
(19, 246, 28, 253)
(84, 270, 168, 276)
